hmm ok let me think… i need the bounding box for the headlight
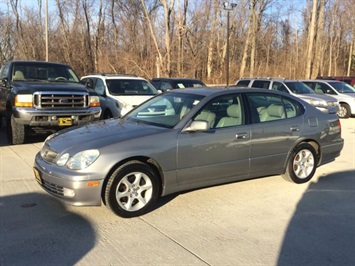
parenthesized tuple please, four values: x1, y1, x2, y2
(89, 95, 100, 107)
(305, 99, 327, 107)
(58, 150, 100, 170)
(15, 94, 33, 107)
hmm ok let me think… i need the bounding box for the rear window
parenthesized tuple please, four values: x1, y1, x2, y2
(236, 80, 251, 86)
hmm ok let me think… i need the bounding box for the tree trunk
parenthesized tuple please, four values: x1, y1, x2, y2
(305, 0, 318, 78)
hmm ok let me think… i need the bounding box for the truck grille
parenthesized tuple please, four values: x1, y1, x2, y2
(34, 92, 88, 109)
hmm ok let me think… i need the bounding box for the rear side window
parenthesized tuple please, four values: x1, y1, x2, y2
(246, 92, 303, 123)
(251, 80, 270, 89)
(236, 80, 250, 86)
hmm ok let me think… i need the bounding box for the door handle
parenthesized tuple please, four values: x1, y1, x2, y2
(235, 132, 248, 139)
(290, 126, 299, 132)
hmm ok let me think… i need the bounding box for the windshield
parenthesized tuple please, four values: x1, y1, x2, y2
(125, 92, 203, 128)
(106, 79, 158, 96)
(329, 82, 355, 93)
(12, 63, 79, 82)
(285, 82, 315, 94)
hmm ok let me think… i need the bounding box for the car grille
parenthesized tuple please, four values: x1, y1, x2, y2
(41, 144, 58, 163)
(42, 180, 64, 196)
(34, 92, 88, 109)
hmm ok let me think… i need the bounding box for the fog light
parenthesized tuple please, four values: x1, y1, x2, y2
(71, 115, 77, 120)
(51, 116, 57, 121)
(63, 187, 75, 197)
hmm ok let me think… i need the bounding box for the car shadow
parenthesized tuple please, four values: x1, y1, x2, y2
(277, 170, 355, 266)
(0, 193, 96, 265)
(0, 121, 51, 147)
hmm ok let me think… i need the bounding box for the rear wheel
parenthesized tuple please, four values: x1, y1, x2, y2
(337, 103, 351, 118)
(7, 113, 25, 145)
(282, 143, 317, 184)
(104, 161, 160, 218)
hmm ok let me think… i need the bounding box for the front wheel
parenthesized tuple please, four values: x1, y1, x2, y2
(337, 103, 351, 118)
(282, 143, 317, 184)
(104, 161, 160, 218)
(7, 113, 25, 145)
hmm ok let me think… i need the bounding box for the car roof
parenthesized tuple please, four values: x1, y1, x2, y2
(152, 77, 202, 81)
(9, 60, 70, 67)
(169, 87, 293, 97)
(81, 73, 146, 80)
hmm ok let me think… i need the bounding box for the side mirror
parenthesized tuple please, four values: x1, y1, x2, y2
(85, 79, 94, 89)
(1, 78, 8, 87)
(183, 120, 209, 132)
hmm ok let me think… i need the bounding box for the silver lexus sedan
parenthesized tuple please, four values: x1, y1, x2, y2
(34, 88, 344, 218)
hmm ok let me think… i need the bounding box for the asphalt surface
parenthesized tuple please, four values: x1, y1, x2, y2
(0, 117, 354, 266)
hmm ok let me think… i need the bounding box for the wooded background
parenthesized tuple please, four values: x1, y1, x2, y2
(0, 0, 354, 84)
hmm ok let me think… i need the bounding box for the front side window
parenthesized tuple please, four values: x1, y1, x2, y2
(285, 82, 314, 94)
(95, 79, 106, 95)
(329, 82, 355, 93)
(192, 94, 243, 129)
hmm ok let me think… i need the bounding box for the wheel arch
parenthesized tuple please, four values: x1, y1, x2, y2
(100, 156, 164, 205)
(285, 139, 320, 169)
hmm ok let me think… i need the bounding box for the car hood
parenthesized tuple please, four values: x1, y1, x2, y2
(12, 81, 88, 93)
(46, 119, 169, 153)
(298, 93, 337, 102)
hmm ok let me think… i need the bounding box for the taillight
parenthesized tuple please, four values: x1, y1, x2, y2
(337, 119, 341, 135)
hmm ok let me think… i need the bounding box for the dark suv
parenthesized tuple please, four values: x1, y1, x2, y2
(0, 61, 101, 144)
(151, 78, 205, 92)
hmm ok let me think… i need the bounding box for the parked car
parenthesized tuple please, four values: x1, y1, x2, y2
(151, 77, 205, 91)
(317, 76, 355, 87)
(0, 61, 101, 144)
(34, 88, 344, 218)
(81, 74, 158, 119)
(301, 79, 355, 118)
(235, 78, 339, 114)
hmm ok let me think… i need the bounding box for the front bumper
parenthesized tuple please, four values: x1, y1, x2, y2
(13, 107, 101, 126)
(34, 153, 104, 206)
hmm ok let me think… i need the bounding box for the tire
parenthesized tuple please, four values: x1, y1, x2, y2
(7, 113, 25, 145)
(337, 103, 351, 118)
(282, 143, 317, 184)
(103, 110, 113, 119)
(104, 161, 160, 218)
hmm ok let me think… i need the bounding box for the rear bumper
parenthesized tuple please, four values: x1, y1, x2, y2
(319, 139, 344, 166)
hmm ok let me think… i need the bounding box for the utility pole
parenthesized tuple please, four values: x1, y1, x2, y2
(223, 2, 237, 87)
(45, 0, 49, 61)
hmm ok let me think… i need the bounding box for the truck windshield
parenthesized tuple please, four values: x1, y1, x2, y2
(12, 63, 79, 82)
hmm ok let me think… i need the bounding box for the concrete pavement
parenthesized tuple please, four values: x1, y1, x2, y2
(0, 118, 354, 265)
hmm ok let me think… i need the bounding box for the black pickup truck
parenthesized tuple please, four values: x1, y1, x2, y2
(0, 61, 101, 144)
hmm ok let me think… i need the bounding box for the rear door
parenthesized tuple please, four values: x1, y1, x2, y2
(245, 92, 304, 177)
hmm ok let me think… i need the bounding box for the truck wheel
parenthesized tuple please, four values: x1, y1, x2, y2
(7, 113, 25, 145)
(337, 103, 351, 118)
